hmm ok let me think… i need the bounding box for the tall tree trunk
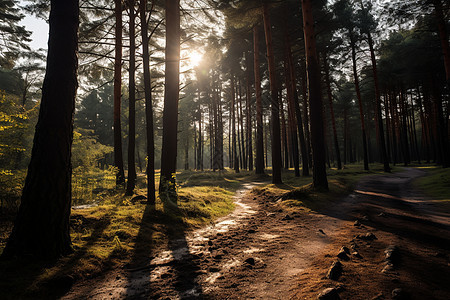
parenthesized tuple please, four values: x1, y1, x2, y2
(126, 0, 137, 196)
(300, 60, 312, 167)
(432, 0, 450, 85)
(254, 25, 265, 174)
(194, 121, 197, 168)
(197, 92, 203, 170)
(417, 86, 430, 163)
(322, 52, 342, 170)
(160, 0, 180, 197)
(246, 67, 253, 171)
(263, 3, 282, 184)
(400, 89, 410, 165)
(280, 95, 289, 169)
(383, 93, 392, 163)
(114, 0, 125, 185)
(231, 76, 239, 173)
(366, 32, 390, 172)
(2, 0, 79, 259)
(343, 108, 348, 165)
(285, 38, 309, 176)
(237, 81, 243, 170)
(238, 79, 247, 170)
(140, 0, 155, 205)
(284, 56, 300, 177)
(350, 34, 369, 171)
(390, 91, 399, 165)
(301, 0, 328, 190)
(409, 91, 421, 164)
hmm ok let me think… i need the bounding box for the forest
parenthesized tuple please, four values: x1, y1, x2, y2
(0, 0, 449, 299)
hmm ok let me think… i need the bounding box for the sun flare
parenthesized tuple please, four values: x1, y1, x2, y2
(189, 51, 203, 67)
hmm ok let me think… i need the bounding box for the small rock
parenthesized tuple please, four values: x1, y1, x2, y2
(385, 245, 400, 264)
(340, 246, 350, 254)
(244, 257, 255, 265)
(361, 215, 369, 221)
(381, 262, 394, 273)
(357, 232, 377, 241)
(354, 220, 361, 226)
(319, 229, 326, 235)
(337, 249, 349, 261)
(318, 287, 340, 300)
(352, 251, 362, 258)
(378, 212, 386, 217)
(326, 260, 343, 280)
(282, 214, 293, 221)
(392, 288, 410, 299)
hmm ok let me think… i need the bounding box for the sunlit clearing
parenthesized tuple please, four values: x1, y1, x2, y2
(189, 51, 202, 67)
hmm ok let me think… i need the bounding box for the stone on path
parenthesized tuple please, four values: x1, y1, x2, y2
(326, 260, 343, 280)
(318, 287, 340, 300)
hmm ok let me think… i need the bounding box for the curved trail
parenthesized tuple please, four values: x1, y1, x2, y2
(64, 181, 339, 299)
(64, 168, 450, 299)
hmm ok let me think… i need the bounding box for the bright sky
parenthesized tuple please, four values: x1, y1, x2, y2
(19, 4, 49, 50)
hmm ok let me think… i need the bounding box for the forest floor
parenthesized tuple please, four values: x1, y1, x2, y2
(61, 167, 450, 300)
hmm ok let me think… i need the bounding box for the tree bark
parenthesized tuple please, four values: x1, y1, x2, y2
(2, 0, 79, 258)
(263, 3, 282, 184)
(114, 0, 125, 184)
(253, 25, 265, 174)
(140, 0, 155, 205)
(432, 0, 450, 84)
(126, 0, 137, 196)
(231, 76, 239, 173)
(367, 31, 390, 172)
(301, 0, 328, 190)
(350, 34, 369, 171)
(160, 0, 180, 196)
(246, 66, 253, 171)
(284, 56, 300, 177)
(322, 52, 342, 170)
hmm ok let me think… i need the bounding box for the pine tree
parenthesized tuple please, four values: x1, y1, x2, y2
(2, 0, 79, 259)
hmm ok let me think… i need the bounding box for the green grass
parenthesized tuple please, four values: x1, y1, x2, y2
(414, 165, 450, 208)
(0, 168, 258, 298)
(252, 163, 402, 213)
(0, 164, 401, 298)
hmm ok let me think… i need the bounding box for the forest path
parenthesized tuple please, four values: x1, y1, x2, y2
(292, 167, 450, 299)
(63, 168, 450, 299)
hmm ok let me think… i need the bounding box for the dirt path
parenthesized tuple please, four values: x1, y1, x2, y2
(292, 168, 450, 299)
(64, 168, 450, 299)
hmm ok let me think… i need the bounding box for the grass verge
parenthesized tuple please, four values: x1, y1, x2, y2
(413, 165, 450, 208)
(252, 163, 402, 214)
(0, 169, 256, 299)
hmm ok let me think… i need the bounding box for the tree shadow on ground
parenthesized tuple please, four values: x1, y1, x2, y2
(124, 199, 205, 299)
(0, 214, 111, 299)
